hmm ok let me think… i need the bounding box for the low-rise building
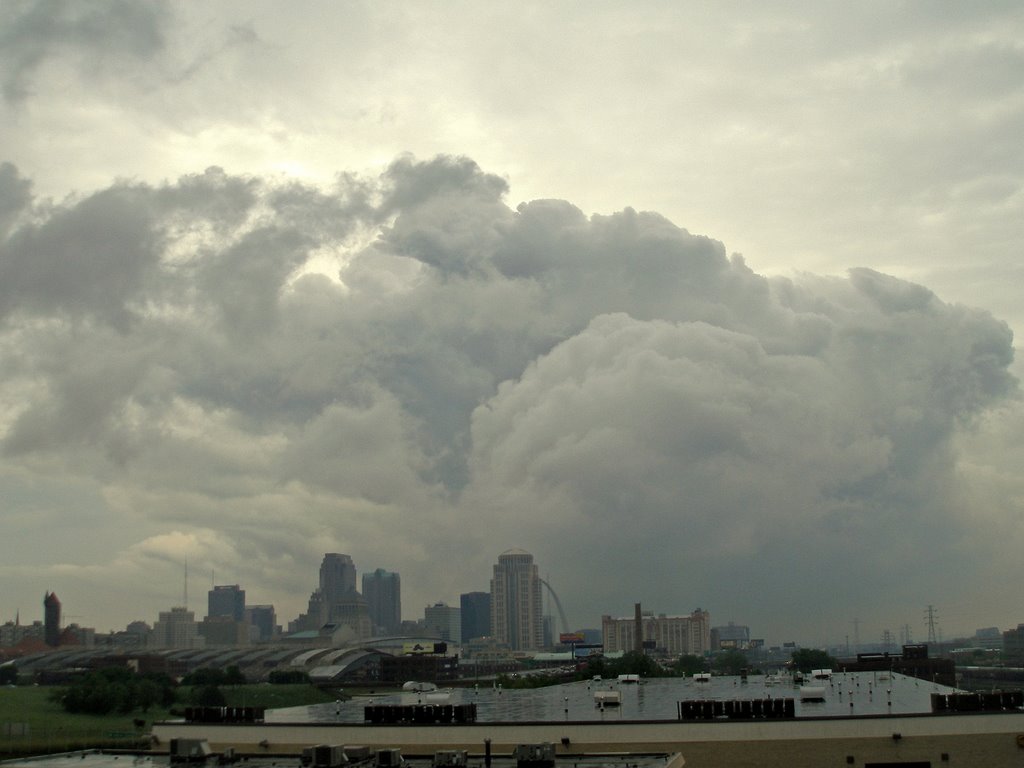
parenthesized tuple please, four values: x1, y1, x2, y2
(602, 609, 710, 656)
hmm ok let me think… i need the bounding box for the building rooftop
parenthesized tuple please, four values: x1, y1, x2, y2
(268, 671, 958, 724)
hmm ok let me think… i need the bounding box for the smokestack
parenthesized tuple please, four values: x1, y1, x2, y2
(634, 602, 643, 653)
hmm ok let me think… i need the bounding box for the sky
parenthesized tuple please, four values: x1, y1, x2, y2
(1, 0, 1023, 648)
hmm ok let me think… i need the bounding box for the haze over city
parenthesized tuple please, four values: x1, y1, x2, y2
(1, 1, 1023, 647)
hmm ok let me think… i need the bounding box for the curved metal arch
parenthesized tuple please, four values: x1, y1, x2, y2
(538, 578, 570, 635)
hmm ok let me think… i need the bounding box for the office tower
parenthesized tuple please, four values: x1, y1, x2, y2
(460, 591, 491, 643)
(363, 568, 401, 634)
(44, 592, 61, 647)
(208, 584, 246, 621)
(490, 549, 543, 651)
(710, 622, 750, 650)
(291, 553, 371, 640)
(318, 553, 368, 634)
(424, 602, 461, 643)
(199, 616, 249, 646)
(245, 605, 277, 642)
(153, 606, 200, 648)
(320, 553, 357, 605)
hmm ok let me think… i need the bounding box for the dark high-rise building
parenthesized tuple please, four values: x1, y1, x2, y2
(363, 568, 401, 635)
(245, 605, 277, 642)
(320, 553, 357, 604)
(43, 591, 61, 647)
(460, 591, 491, 643)
(290, 553, 371, 641)
(208, 585, 246, 622)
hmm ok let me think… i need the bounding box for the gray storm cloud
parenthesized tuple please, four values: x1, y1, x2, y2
(0, 0, 167, 104)
(0, 154, 1016, 638)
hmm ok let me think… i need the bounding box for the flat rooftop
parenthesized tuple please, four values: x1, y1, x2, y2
(0, 751, 682, 768)
(267, 671, 956, 724)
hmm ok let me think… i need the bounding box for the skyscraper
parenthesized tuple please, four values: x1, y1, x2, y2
(153, 606, 200, 648)
(290, 553, 371, 641)
(460, 591, 491, 643)
(490, 549, 543, 651)
(363, 568, 401, 635)
(208, 584, 245, 621)
(320, 553, 357, 604)
(245, 605, 277, 642)
(43, 591, 61, 647)
(424, 602, 461, 643)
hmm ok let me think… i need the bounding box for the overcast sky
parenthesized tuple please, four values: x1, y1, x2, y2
(2, 1, 1023, 647)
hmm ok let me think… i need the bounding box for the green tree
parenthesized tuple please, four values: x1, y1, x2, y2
(60, 672, 120, 714)
(0, 663, 17, 685)
(790, 648, 838, 673)
(182, 667, 226, 686)
(268, 669, 310, 684)
(495, 673, 561, 689)
(674, 654, 707, 676)
(54, 666, 176, 715)
(145, 672, 177, 707)
(580, 655, 606, 680)
(224, 665, 246, 685)
(194, 684, 226, 707)
(712, 649, 749, 676)
(137, 678, 161, 712)
(606, 651, 666, 679)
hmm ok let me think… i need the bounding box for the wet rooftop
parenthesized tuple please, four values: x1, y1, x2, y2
(268, 671, 957, 724)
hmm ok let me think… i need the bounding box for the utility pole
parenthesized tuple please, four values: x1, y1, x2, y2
(852, 618, 861, 655)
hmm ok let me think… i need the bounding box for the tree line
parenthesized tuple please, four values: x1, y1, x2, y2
(45, 664, 296, 716)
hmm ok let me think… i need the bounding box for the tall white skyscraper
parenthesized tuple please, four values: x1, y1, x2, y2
(490, 548, 543, 651)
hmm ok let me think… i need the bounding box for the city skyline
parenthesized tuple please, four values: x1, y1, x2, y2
(2, 3, 1024, 645)
(0, 553, 997, 652)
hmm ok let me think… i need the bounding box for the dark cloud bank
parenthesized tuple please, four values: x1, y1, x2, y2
(0, 156, 1016, 639)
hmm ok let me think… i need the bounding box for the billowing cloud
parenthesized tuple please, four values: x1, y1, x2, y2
(0, 154, 1018, 642)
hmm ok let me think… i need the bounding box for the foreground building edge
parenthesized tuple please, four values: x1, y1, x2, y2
(153, 713, 1024, 768)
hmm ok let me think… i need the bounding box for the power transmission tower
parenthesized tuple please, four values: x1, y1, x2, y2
(852, 618, 861, 654)
(925, 605, 938, 645)
(881, 628, 893, 652)
(900, 623, 913, 645)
